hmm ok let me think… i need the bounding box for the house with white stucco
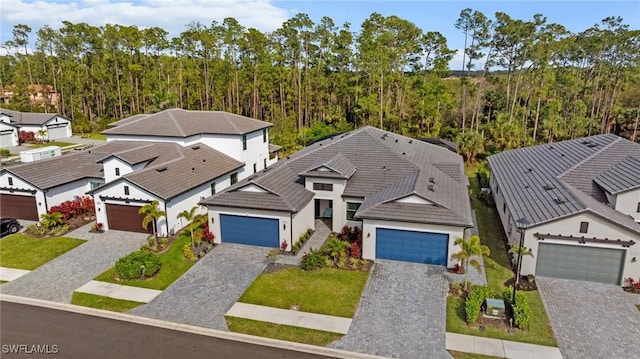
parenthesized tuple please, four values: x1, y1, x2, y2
(200, 126, 473, 267)
(0, 108, 72, 147)
(488, 134, 640, 285)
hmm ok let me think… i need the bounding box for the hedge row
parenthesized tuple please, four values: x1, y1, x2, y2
(502, 286, 532, 329)
(465, 285, 490, 324)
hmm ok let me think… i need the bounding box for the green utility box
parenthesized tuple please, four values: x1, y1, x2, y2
(484, 298, 506, 319)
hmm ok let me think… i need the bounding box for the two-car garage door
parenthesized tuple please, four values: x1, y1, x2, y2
(220, 214, 279, 248)
(536, 243, 625, 285)
(376, 228, 449, 266)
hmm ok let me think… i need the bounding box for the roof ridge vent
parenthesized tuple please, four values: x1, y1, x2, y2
(428, 177, 435, 183)
(191, 145, 201, 150)
(156, 166, 168, 172)
(428, 184, 435, 191)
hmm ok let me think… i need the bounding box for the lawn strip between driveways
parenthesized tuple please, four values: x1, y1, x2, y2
(226, 316, 343, 347)
(446, 168, 557, 347)
(0, 234, 86, 270)
(71, 292, 144, 313)
(93, 233, 194, 290)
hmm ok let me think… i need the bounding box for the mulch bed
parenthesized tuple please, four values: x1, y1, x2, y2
(504, 276, 538, 291)
(262, 262, 298, 274)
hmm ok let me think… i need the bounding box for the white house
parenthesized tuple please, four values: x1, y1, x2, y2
(201, 126, 473, 267)
(102, 108, 280, 182)
(0, 108, 72, 145)
(488, 134, 640, 285)
(90, 143, 243, 235)
(0, 120, 19, 148)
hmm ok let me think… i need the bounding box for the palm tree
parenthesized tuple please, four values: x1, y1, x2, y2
(508, 246, 534, 285)
(139, 200, 166, 247)
(451, 235, 491, 290)
(177, 206, 204, 250)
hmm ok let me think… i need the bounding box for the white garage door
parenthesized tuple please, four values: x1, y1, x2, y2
(47, 125, 69, 140)
(0, 132, 14, 147)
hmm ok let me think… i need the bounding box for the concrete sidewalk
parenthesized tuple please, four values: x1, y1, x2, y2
(226, 302, 352, 334)
(75, 280, 162, 303)
(0, 267, 31, 282)
(446, 332, 562, 359)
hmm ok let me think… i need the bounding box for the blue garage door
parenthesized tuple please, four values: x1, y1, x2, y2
(376, 228, 449, 265)
(220, 214, 279, 248)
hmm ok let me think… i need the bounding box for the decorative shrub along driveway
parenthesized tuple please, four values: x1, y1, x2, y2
(0, 225, 146, 302)
(538, 278, 640, 359)
(127, 243, 268, 330)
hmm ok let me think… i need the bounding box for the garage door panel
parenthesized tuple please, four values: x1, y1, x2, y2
(47, 126, 68, 140)
(106, 204, 149, 233)
(220, 214, 279, 248)
(1, 133, 14, 147)
(536, 243, 624, 285)
(376, 228, 448, 265)
(0, 194, 39, 220)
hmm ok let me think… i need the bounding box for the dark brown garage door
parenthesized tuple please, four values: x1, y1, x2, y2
(105, 204, 150, 233)
(0, 194, 39, 220)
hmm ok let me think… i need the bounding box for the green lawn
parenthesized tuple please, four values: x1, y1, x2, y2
(93, 232, 195, 290)
(28, 141, 75, 148)
(636, 304, 640, 311)
(237, 267, 369, 317)
(0, 234, 86, 270)
(446, 165, 557, 347)
(226, 317, 342, 346)
(85, 133, 107, 140)
(71, 292, 144, 312)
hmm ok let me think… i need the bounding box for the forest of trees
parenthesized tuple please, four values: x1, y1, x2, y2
(1, 9, 639, 159)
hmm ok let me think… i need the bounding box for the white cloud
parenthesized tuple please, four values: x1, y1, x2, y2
(1, 0, 292, 43)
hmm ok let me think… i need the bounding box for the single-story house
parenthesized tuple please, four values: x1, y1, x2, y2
(200, 126, 473, 267)
(102, 108, 280, 182)
(0, 141, 160, 220)
(90, 143, 243, 235)
(0, 120, 19, 148)
(0, 108, 72, 146)
(488, 134, 640, 285)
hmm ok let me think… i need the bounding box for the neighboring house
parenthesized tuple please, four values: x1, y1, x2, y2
(0, 120, 19, 148)
(488, 134, 640, 285)
(102, 108, 280, 182)
(0, 108, 72, 145)
(90, 143, 243, 235)
(0, 141, 158, 220)
(200, 126, 473, 267)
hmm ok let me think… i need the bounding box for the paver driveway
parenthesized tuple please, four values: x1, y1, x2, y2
(0, 226, 146, 303)
(538, 278, 640, 359)
(128, 243, 268, 330)
(329, 260, 451, 359)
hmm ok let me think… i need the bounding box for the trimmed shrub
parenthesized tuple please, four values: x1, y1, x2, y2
(300, 248, 327, 271)
(115, 251, 161, 280)
(477, 167, 491, 189)
(349, 241, 361, 259)
(465, 285, 490, 324)
(182, 244, 197, 262)
(502, 286, 532, 329)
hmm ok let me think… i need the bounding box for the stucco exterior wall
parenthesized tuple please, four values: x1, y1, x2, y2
(291, 199, 315, 248)
(519, 212, 640, 282)
(304, 177, 347, 233)
(93, 181, 162, 232)
(102, 157, 134, 183)
(614, 188, 640, 222)
(361, 218, 465, 267)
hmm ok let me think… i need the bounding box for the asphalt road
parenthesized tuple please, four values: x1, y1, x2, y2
(0, 301, 334, 359)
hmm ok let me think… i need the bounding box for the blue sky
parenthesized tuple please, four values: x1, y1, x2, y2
(2, 0, 638, 65)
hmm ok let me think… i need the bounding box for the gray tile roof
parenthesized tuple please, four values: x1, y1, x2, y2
(2, 141, 167, 190)
(96, 144, 161, 165)
(299, 153, 357, 179)
(201, 126, 473, 228)
(0, 108, 69, 126)
(488, 134, 640, 234)
(120, 144, 243, 200)
(269, 143, 282, 153)
(102, 108, 272, 137)
(594, 156, 640, 194)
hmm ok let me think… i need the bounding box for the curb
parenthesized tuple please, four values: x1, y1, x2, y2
(0, 294, 388, 359)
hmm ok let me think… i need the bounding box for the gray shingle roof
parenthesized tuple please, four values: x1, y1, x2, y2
(488, 134, 640, 233)
(201, 126, 473, 228)
(594, 156, 640, 194)
(2, 141, 169, 190)
(120, 144, 243, 200)
(0, 108, 69, 126)
(102, 108, 272, 137)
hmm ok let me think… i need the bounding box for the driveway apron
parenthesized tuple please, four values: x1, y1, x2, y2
(329, 260, 452, 359)
(538, 278, 640, 359)
(0, 227, 146, 303)
(127, 243, 268, 330)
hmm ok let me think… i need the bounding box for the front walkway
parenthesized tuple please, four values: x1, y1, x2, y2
(538, 278, 640, 359)
(277, 219, 332, 266)
(0, 267, 30, 281)
(127, 243, 268, 330)
(226, 302, 352, 334)
(446, 332, 562, 359)
(0, 224, 147, 303)
(75, 280, 162, 303)
(329, 260, 451, 359)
